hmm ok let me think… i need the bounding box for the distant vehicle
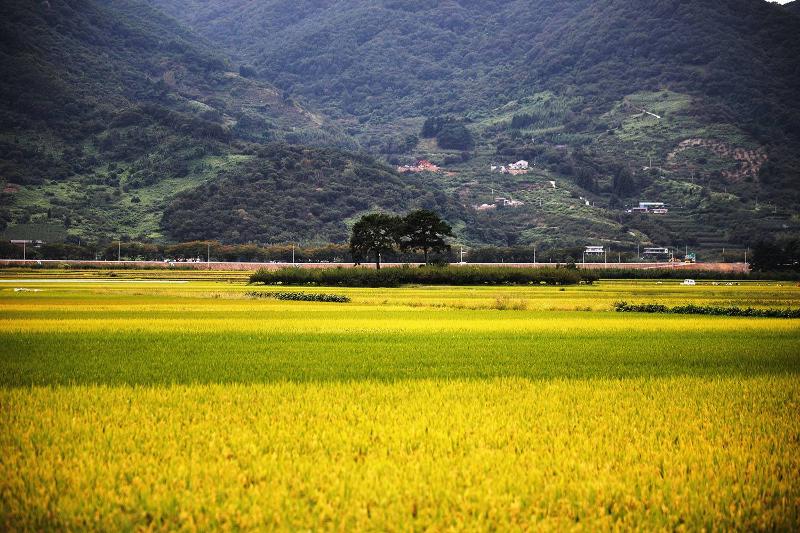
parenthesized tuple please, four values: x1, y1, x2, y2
(643, 247, 670, 260)
(684, 253, 697, 264)
(682, 279, 696, 286)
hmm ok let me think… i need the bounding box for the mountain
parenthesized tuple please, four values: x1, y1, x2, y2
(0, 0, 353, 240)
(2, 0, 799, 254)
(152, 0, 800, 140)
(149, 0, 800, 253)
(784, 1, 800, 15)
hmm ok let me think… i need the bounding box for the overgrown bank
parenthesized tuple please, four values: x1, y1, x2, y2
(593, 268, 800, 281)
(245, 291, 351, 303)
(615, 301, 800, 318)
(249, 266, 594, 287)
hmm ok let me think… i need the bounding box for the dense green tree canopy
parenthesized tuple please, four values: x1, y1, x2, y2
(1, 0, 799, 253)
(398, 210, 454, 264)
(161, 144, 459, 244)
(349, 213, 401, 269)
(153, 0, 800, 150)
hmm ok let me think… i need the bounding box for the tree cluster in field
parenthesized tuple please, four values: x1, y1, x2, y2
(349, 210, 454, 268)
(245, 291, 351, 303)
(615, 301, 800, 318)
(249, 266, 592, 288)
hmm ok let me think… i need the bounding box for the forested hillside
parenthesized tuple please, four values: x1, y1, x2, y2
(0, 0, 352, 240)
(1, 0, 798, 254)
(161, 143, 463, 243)
(784, 1, 800, 15)
(150, 0, 800, 254)
(153, 0, 800, 141)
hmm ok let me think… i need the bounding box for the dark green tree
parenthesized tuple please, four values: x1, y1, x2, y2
(612, 166, 636, 197)
(575, 166, 597, 192)
(398, 209, 454, 264)
(349, 213, 401, 269)
(751, 239, 799, 271)
(436, 123, 474, 150)
(421, 116, 448, 138)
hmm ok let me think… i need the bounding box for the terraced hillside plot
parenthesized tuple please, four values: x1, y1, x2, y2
(1, 280, 799, 530)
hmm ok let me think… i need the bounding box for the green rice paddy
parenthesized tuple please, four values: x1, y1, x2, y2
(1, 274, 798, 529)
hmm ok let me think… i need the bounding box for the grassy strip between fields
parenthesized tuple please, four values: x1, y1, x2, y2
(615, 301, 800, 318)
(245, 291, 351, 303)
(250, 266, 593, 287)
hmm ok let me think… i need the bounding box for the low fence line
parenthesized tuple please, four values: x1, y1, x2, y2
(0, 259, 751, 273)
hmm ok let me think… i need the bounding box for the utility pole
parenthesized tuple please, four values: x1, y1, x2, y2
(637, 243, 640, 262)
(207, 242, 210, 264)
(118, 240, 121, 262)
(292, 244, 295, 265)
(23, 241, 26, 261)
(722, 248, 725, 263)
(533, 247, 536, 264)
(460, 246, 466, 264)
(744, 248, 748, 265)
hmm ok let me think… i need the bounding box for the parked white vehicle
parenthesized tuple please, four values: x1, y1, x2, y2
(682, 279, 696, 286)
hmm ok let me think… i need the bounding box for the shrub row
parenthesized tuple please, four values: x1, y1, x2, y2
(245, 291, 351, 303)
(614, 301, 800, 318)
(595, 268, 800, 281)
(249, 266, 593, 287)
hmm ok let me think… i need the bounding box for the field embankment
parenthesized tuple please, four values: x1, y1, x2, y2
(249, 266, 589, 287)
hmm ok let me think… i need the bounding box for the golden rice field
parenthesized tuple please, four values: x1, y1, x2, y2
(1, 275, 799, 530)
